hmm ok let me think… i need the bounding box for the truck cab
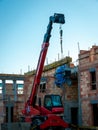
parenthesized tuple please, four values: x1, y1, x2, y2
(44, 95, 64, 114)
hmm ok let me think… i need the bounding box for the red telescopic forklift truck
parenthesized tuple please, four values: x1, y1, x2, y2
(21, 13, 70, 130)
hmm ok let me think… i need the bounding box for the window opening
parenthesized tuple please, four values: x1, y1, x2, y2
(17, 84, 24, 94)
(0, 83, 2, 94)
(92, 104, 98, 126)
(40, 82, 46, 93)
(71, 107, 78, 125)
(5, 80, 13, 84)
(90, 71, 96, 90)
(6, 106, 13, 122)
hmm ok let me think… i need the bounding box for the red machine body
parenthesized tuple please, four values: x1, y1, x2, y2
(22, 13, 69, 130)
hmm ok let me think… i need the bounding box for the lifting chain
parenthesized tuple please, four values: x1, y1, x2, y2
(59, 24, 63, 57)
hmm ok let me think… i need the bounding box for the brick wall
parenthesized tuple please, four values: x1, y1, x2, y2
(0, 58, 78, 124)
(79, 45, 98, 126)
(24, 67, 78, 107)
(0, 74, 24, 123)
(0, 95, 4, 124)
(3, 83, 24, 122)
(24, 69, 62, 104)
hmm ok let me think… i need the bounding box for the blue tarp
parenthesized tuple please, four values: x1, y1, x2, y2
(54, 64, 72, 87)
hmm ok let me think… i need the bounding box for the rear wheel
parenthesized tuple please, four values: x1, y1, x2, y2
(30, 118, 41, 130)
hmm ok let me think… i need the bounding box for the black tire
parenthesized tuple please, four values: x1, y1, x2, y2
(55, 127, 65, 130)
(45, 126, 65, 130)
(30, 125, 39, 130)
(30, 118, 41, 130)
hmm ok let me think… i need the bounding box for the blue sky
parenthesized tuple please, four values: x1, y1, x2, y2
(0, 0, 98, 74)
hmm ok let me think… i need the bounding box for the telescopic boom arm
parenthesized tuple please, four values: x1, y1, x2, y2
(27, 13, 65, 107)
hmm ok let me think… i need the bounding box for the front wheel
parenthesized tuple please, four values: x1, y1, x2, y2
(45, 126, 65, 130)
(55, 127, 65, 130)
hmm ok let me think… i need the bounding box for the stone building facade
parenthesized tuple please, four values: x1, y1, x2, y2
(79, 45, 98, 126)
